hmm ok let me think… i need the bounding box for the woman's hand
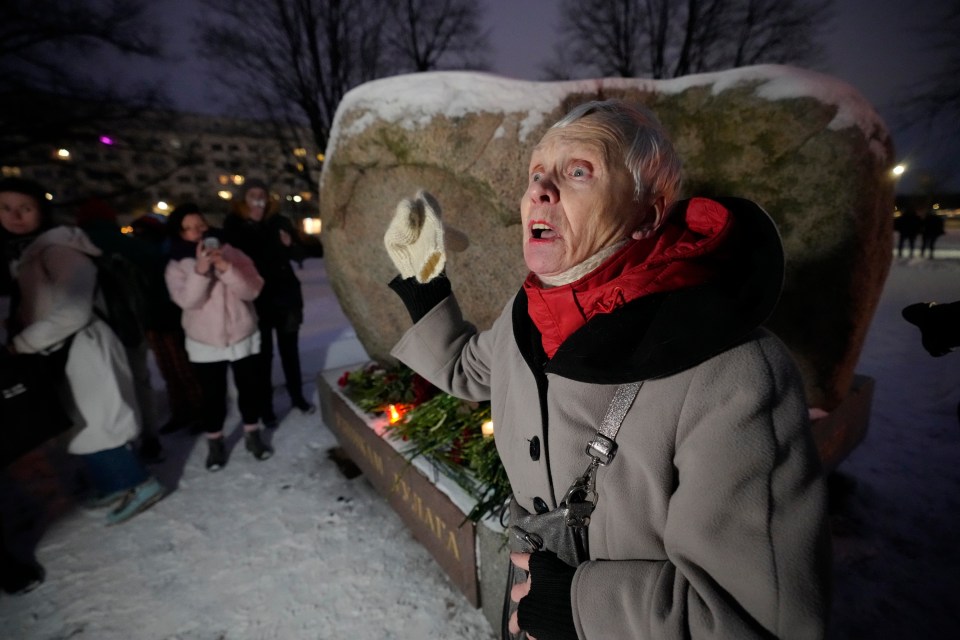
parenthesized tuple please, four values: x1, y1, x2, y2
(509, 552, 538, 639)
(195, 243, 213, 274)
(384, 190, 447, 283)
(210, 248, 231, 274)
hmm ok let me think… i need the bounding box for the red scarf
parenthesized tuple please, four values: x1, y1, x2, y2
(523, 198, 734, 358)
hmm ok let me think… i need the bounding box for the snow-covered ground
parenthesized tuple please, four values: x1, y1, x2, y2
(2, 229, 959, 639)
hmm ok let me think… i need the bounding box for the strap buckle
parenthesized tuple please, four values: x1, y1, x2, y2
(585, 433, 618, 466)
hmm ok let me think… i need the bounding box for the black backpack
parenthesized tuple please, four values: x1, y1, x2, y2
(92, 253, 150, 348)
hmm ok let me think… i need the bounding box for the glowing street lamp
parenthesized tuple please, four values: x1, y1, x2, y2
(892, 164, 906, 178)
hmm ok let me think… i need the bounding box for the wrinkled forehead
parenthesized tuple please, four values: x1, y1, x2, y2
(532, 116, 622, 166)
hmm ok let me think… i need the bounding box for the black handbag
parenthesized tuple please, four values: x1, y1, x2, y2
(1, 339, 74, 468)
(501, 382, 643, 640)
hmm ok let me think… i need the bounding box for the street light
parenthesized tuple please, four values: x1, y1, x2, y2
(892, 164, 906, 177)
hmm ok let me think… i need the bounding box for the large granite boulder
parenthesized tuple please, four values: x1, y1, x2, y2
(319, 65, 894, 410)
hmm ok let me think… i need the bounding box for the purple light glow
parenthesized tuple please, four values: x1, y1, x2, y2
(99, 136, 114, 145)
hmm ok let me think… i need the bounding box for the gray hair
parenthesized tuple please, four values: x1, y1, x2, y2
(551, 100, 683, 215)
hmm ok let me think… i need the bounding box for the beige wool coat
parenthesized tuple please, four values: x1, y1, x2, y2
(9, 226, 140, 454)
(391, 199, 830, 639)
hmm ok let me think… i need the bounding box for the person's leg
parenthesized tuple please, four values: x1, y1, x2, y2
(257, 317, 278, 426)
(192, 361, 229, 435)
(192, 360, 230, 471)
(125, 341, 162, 462)
(232, 354, 272, 460)
(78, 446, 149, 497)
(77, 445, 165, 525)
(146, 329, 203, 432)
(277, 328, 312, 411)
(0, 477, 44, 595)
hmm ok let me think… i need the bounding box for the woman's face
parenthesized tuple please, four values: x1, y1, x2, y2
(245, 187, 268, 221)
(180, 213, 209, 243)
(520, 118, 641, 278)
(0, 191, 43, 236)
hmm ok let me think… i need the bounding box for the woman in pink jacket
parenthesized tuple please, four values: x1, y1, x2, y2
(164, 203, 270, 471)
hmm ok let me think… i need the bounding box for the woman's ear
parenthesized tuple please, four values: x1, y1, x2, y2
(630, 196, 667, 240)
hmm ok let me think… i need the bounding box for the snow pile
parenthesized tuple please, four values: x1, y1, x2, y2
(329, 66, 887, 155)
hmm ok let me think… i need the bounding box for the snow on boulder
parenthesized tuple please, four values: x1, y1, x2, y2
(319, 65, 894, 409)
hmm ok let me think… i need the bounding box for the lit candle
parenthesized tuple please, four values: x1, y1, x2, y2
(388, 404, 403, 424)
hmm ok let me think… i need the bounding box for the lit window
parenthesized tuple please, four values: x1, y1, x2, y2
(302, 218, 322, 235)
(1, 166, 21, 177)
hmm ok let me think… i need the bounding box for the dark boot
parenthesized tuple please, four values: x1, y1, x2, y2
(138, 435, 164, 464)
(292, 397, 316, 414)
(902, 302, 960, 357)
(0, 555, 44, 595)
(244, 430, 273, 461)
(262, 410, 279, 429)
(205, 437, 227, 471)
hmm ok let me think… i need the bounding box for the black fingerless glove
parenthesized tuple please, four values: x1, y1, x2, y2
(388, 273, 451, 323)
(517, 550, 578, 640)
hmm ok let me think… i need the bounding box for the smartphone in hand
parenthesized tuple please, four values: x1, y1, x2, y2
(202, 237, 221, 251)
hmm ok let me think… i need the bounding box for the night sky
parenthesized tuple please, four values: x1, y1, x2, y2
(104, 0, 958, 192)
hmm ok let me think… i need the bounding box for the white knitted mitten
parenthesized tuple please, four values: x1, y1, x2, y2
(384, 190, 447, 283)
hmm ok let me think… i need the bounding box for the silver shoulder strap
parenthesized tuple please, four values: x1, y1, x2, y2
(585, 381, 643, 465)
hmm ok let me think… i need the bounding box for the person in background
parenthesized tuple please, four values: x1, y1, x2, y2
(384, 101, 830, 639)
(919, 207, 946, 259)
(75, 198, 163, 463)
(224, 178, 314, 427)
(164, 203, 271, 471)
(0, 177, 166, 525)
(894, 206, 921, 258)
(130, 213, 204, 436)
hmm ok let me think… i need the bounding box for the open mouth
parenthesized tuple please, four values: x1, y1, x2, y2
(531, 223, 557, 240)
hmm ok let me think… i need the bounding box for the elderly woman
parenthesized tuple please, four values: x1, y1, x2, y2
(384, 101, 829, 639)
(0, 178, 165, 526)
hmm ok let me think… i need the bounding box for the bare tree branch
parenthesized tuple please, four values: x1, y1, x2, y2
(557, 0, 831, 80)
(383, 0, 490, 72)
